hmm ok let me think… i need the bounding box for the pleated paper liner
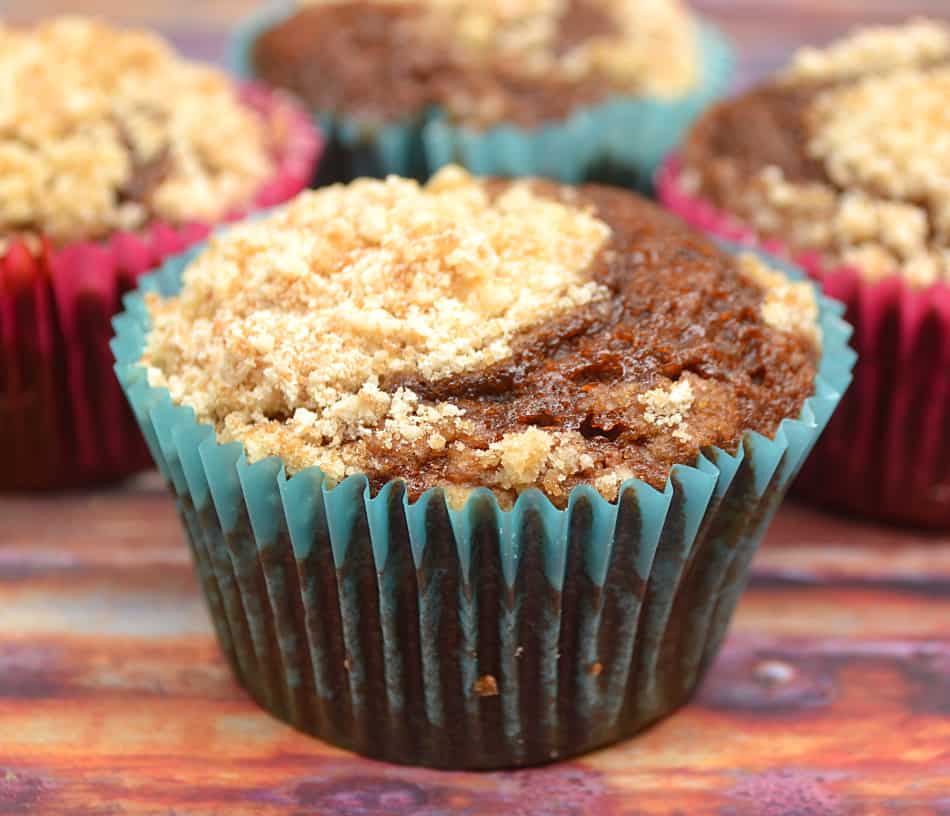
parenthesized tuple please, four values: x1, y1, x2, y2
(229, 1, 733, 191)
(0, 84, 322, 491)
(111, 241, 853, 769)
(659, 158, 950, 529)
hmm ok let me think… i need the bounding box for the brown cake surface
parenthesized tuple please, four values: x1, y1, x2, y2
(681, 19, 950, 288)
(0, 17, 277, 248)
(142, 167, 820, 506)
(252, 0, 699, 129)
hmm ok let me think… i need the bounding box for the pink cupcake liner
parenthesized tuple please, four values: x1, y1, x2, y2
(658, 158, 950, 529)
(0, 84, 322, 490)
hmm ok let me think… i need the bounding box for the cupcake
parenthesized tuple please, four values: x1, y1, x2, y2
(230, 0, 732, 189)
(0, 16, 321, 490)
(660, 18, 950, 528)
(113, 167, 852, 768)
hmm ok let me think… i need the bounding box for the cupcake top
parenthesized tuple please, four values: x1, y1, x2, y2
(143, 167, 820, 506)
(0, 17, 276, 247)
(252, 0, 699, 128)
(681, 19, 950, 288)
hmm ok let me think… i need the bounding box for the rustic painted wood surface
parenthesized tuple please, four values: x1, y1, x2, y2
(2, 478, 949, 815)
(3, 1, 950, 813)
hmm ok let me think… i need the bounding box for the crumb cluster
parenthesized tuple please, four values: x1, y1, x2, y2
(804, 66, 950, 285)
(737, 253, 821, 349)
(0, 17, 275, 246)
(144, 169, 819, 504)
(781, 18, 950, 84)
(638, 379, 695, 444)
(683, 19, 950, 288)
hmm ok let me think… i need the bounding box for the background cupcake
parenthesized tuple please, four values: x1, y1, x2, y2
(0, 16, 321, 490)
(231, 0, 732, 189)
(113, 167, 852, 768)
(660, 18, 950, 528)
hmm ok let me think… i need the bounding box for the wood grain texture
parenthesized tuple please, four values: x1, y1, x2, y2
(3, 1, 950, 813)
(2, 476, 949, 814)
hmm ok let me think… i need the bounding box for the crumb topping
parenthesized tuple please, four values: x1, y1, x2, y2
(805, 66, 950, 284)
(298, 0, 697, 98)
(0, 17, 275, 245)
(684, 19, 950, 288)
(781, 18, 950, 85)
(144, 172, 819, 505)
(737, 253, 821, 349)
(144, 167, 610, 484)
(638, 379, 695, 443)
(261, 0, 698, 128)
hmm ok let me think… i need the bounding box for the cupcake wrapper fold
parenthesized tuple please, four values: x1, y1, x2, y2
(659, 158, 950, 529)
(0, 84, 321, 490)
(112, 241, 853, 769)
(230, 2, 733, 190)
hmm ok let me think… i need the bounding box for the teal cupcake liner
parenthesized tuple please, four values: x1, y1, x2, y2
(112, 241, 853, 769)
(229, 2, 734, 190)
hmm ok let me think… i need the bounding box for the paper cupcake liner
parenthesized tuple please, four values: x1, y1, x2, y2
(230, 2, 733, 190)
(659, 158, 950, 529)
(112, 236, 852, 768)
(0, 85, 321, 491)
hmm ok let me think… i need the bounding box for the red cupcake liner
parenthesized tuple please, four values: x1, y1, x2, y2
(658, 158, 950, 529)
(0, 84, 322, 490)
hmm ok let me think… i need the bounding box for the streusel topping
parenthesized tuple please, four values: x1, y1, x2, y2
(255, 0, 698, 131)
(144, 166, 610, 468)
(300, 0, 697, 97)
(781, 18, 950, 85)
(737, 253, 822, 348)
(0, 17, 275, 245)
(682, 19, 950, 287)
(144, 170, 820, 505)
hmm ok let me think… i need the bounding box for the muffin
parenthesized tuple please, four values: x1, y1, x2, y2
(660, 18, 950, 528)
(0, 16, 321, 490)
(113, 167, 852, 769)
(231, 0, 732, 189)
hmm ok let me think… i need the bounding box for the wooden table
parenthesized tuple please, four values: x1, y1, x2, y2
(3, 481, 949, 814)
(3, 1, 950, 813)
